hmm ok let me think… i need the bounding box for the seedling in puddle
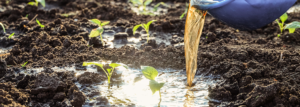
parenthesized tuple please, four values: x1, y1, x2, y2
(28, 0, 46, 7)
(82, 62, 128, 86)
(133, 20, 156, 43)
(276, 13, 300, 37)
(141, 66, 164, 99)
(0, 22, 6, 33)
(89, 19, 110, 46)
(21, 61, 28, 67)
(36, 19, 44, 28)
(180, 3, 189, 19)
(8, 33, 14, 39)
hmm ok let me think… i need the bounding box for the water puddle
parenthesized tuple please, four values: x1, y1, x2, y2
(20, 61, 222, 107)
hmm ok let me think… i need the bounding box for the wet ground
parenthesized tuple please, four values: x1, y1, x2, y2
(1, 0, 300, 107)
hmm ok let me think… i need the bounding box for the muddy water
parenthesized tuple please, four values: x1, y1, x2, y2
(19, 61, 221, 107)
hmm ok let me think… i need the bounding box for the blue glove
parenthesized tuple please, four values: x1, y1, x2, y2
(191, 0, 297, 30)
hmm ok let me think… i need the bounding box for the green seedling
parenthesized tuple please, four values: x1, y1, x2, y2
(21, 61, 28, 67)
(25, 14, 29, 18)
(153, 2, 168, 12)
(133, 20, 156, 43)
(275, 13, 300, 37)
(82, 62, 128, 85)
(141, 66, 164, 99)
(8, 33, 14, 39)
(180, 3, 189, 19)
(89, 19, 110, 46)
(0, 22, 6, 33)
(28, 0, 46, 7)
(130, 0, 167, 15)
(36, 19, 44, 28)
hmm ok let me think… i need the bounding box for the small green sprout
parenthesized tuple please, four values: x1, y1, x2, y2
(36, 19, 44, 28)
(275, 13, 300, 37)
(153, 2, 168, 12)
(133, 20, 156, 43)
(130, 0, 167, 15)
(82, 62, 128, 85)
(89, 19, 110, 46)
(28, 0, 46, 7)
(180, 3, 189, 19)
(141, 66, 164, 98)
(8, 33, 14, 39)
(21, 61, 28, 67)
(0, 22, 6, 33)
(25, 14, 29, 18)
(276, 13, 288, 34)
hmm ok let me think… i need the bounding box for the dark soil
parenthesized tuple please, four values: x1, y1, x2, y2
(0, 0, 300, 107)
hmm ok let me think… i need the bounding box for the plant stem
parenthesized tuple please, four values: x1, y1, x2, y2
(158, 90, 162, 107)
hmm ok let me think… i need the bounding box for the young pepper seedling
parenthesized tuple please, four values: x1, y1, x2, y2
(133, 20, 156, 43)
(89, 19, 110, 46)
(28, 0, 46, 7)
(141, 66, 164, 99)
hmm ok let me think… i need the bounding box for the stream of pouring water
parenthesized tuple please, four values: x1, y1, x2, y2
(184, 1, 208, 86)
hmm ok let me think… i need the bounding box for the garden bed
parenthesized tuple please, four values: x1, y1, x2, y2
(0, 0, 300, 107)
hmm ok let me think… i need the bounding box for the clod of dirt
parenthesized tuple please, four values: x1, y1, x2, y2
(0, 82, 29, 107)
(77, 72, 106, 84)
(0, 60, 7, 78)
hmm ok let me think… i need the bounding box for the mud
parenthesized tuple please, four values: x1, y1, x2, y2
(0, 0, 300, 107)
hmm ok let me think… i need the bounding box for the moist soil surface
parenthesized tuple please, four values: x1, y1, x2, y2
(1, 0, 300, 107)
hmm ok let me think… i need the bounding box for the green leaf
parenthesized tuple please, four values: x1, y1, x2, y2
(137, 0, 143, 5)
(8, 33, 14, 39)
(153, 2, 167, 11)
(37, 0, 45, 7)
(107, 69, 112, 73)
(144, 0, 152, 6)
(25, 14, 29, 18)
(90, 19, 101, 26)
(22, 61, 28, 67)
(277, 34, 281, 37)
(0, 23, 5, 33)
(149, 80, 164, 94)
(133, 24, 142, 34)
(28, 2, 36, 6)
(145, 20, 156, 31)
(97, 27, 104, 45)
(36, 19, 44, 28)
(280, 13, 288, 24)
(89, 29, 101, 37)
(288, 28, 296, 33)
(82, 62, 104, 68)
(141, 66, 158, 80)
(101, 21, 110, 26)
(109, 63, 121, 68)
(284, 21, 300, 29)
(180, 12, 185, 19)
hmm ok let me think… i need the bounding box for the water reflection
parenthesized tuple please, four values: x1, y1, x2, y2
(18, 61, 221, 107)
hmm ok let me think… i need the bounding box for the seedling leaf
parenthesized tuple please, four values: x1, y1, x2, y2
(0, 23, 5, 33)
(37, 0, 46, 7)
(82, 62, 104, 69)
(141, 66, 158, 80)
(89, 29, 101, 37)
(153, 2, 167, 11)
(36, 19, 44, 28)
(28, 2, 36, 6)
(284, 21, 300, 29)
(180, 12, 185, 19)
(149, 80, 164, 94)
(288, 28, 296, 33)
(101, 21, 110, 26)
(90, 19, 101, 26)
(107, 69, 112, 73)
(8, 33, 14, 39)
(133, 24, 142, 34)
(280, 13, 288, 24)
(109, 63, 121, 68)
(22, 61, 28, 67)
(145, 20, 156, 31)
(144, 0, 152, 6)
